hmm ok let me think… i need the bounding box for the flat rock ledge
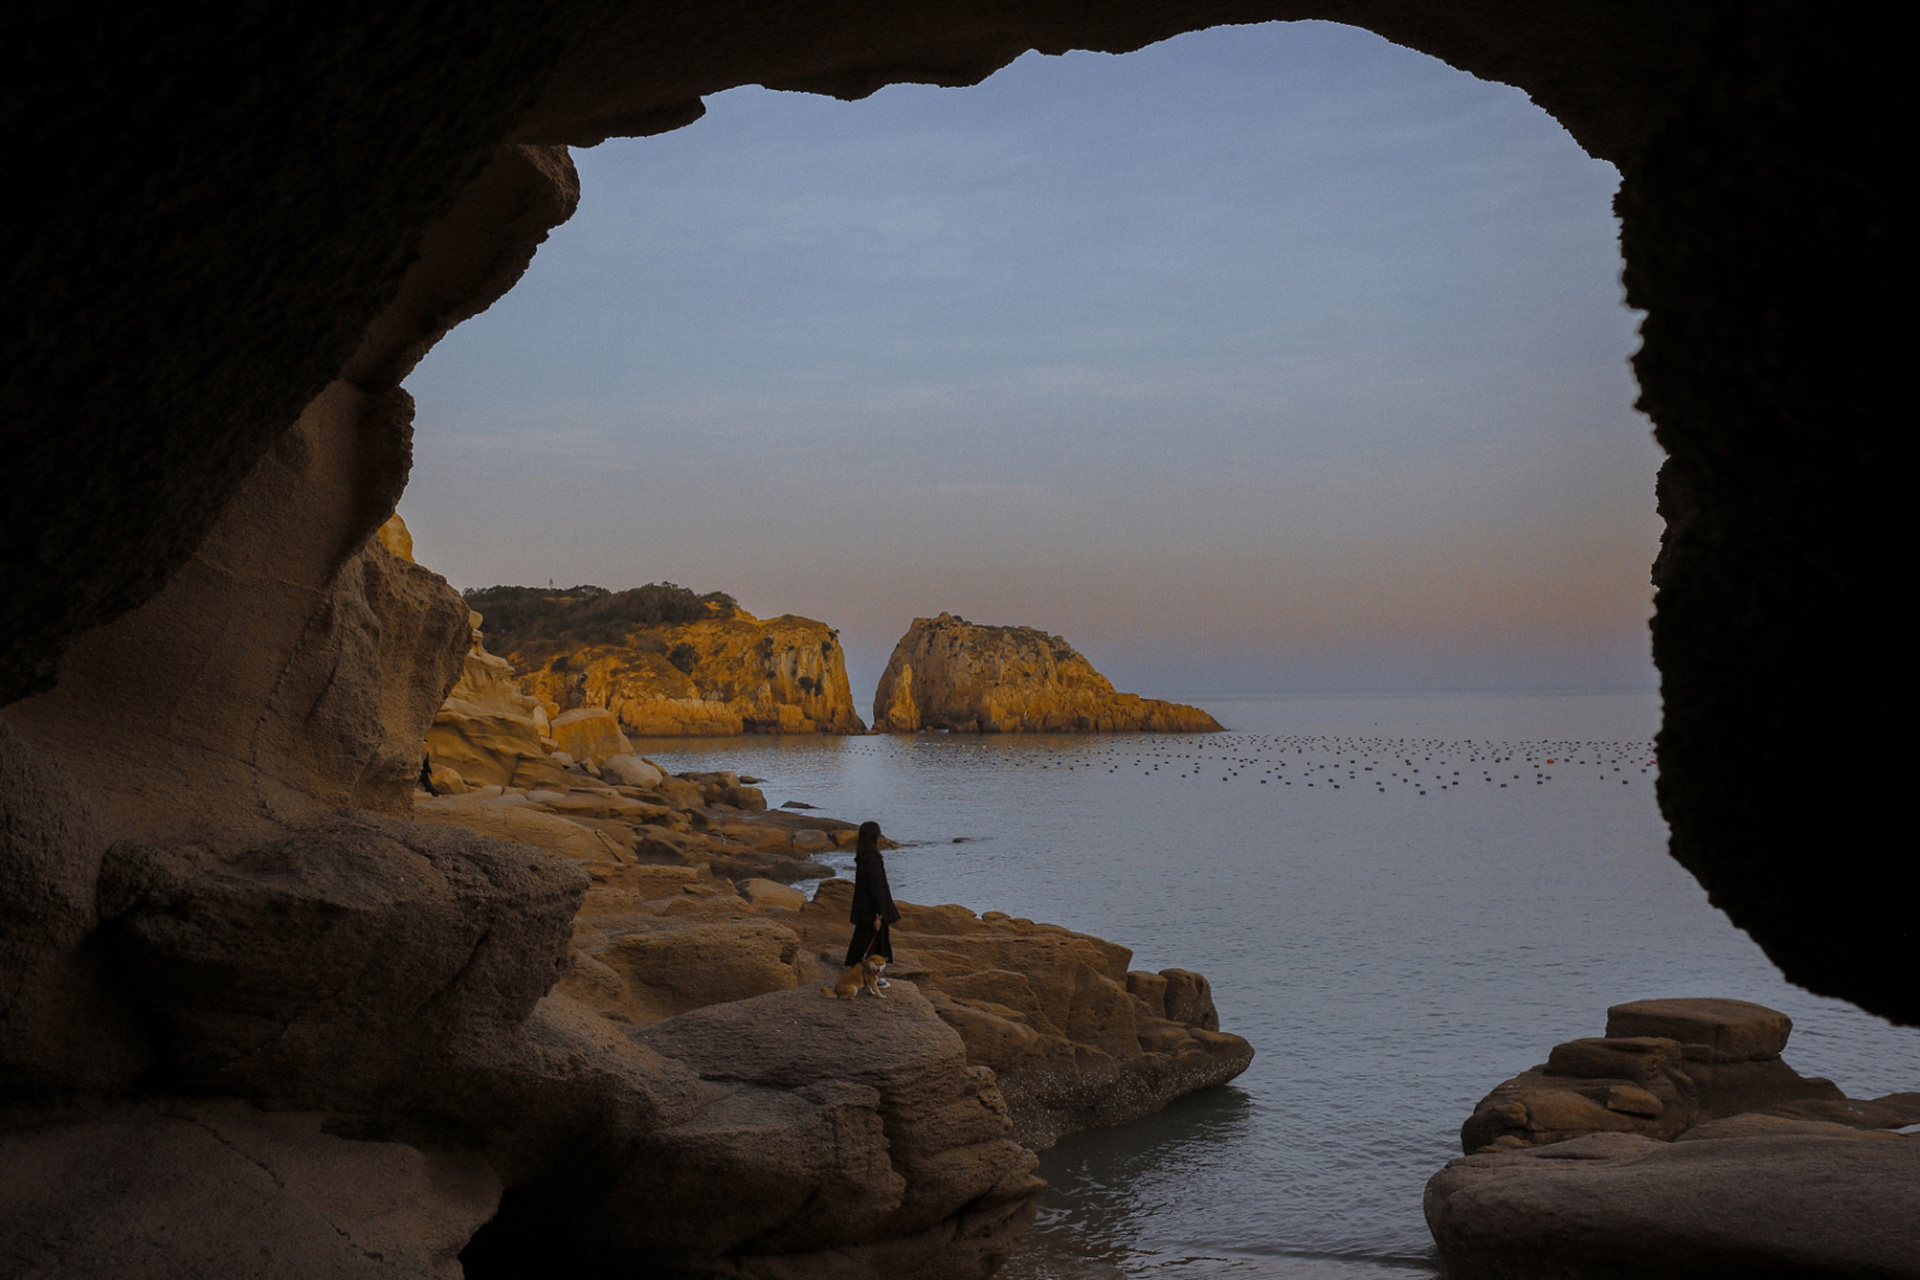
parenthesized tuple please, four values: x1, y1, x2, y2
(1426, 998, 1920, 1279)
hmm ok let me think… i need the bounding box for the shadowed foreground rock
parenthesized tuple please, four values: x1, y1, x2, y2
(1427, 1131, 1920, 1280)
(1430, 999, 1920, 1277)
(0, 1100, 500, 1280)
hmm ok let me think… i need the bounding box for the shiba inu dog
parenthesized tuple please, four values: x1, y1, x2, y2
(822, 953, 889, 1000)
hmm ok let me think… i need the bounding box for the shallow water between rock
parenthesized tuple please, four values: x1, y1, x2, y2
(633, 691, 1920, 1278)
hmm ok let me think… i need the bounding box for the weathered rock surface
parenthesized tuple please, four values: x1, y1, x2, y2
(511, 605, 866, 736)
(608, 986, 1044, 1276)
(426, 615, 572, 792)
(1425, 1130, 1920, 1280)
(536, 850, 1253, 1152)
(2, 470, 471, 845)
(873, 613, 1221, 734)
(1458, 998, 1844, 1153)
(1432, 999, 1920, 1278)
(97, 809, 588, 1110)
(0, 1099, 500, 1280)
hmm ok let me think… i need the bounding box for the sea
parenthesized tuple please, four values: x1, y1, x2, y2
(630, 692, 1920, 1279)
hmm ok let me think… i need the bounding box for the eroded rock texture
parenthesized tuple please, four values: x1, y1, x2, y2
(875, 613, 1222, 734)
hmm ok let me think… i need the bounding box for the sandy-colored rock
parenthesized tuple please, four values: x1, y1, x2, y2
(374, 513, 415, 563)
(1425, 1130, 1920, 1279)
(740, 878, 809, 911)
(549, 706, 631, 764)
(0, 1099, 500, 1280)
(873, 613, 1221, 734)
(600, 753, 664, 787)
(426, 616, 571, 791)
(511, 606, 867, 737)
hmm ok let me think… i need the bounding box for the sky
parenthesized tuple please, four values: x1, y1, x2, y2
(400, 20, 1664, 705)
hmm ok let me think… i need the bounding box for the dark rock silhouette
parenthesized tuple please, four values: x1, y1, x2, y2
(0, 4, 1904, 1276)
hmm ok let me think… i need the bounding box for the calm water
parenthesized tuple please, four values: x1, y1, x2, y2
(633, 693, 1920, 1278)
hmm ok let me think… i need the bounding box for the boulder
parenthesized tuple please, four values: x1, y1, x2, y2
(97, 809, 587, 1112)
(1425, 1130, 1920, 1279)
(872, 613, 1221, 734)
(610, 985, 1043, 1274)
(1605, 997, 1792, 1061)
(0, 1098, 500, 1280)
(548, 706, 631, 764)
(600, 753, 664, 787)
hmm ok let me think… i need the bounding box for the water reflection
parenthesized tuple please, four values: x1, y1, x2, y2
(1003, 1087, 1436, 1280)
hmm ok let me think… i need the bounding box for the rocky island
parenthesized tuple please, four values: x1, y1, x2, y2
(874, 613, 1222, 734)
(1425, 998, 1920, 1278)
(469, 581, 866, 738)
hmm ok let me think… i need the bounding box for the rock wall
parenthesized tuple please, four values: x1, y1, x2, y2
(512, 608, 867, 736)
(874, 613, 1221, 734)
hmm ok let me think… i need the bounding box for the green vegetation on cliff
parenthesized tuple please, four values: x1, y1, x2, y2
(463, 583, 737, 657)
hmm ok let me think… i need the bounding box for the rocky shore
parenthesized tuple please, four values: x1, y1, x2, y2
(1, 512, 1249, 1280)
(874, 613, 1221, 734)
(1425, 998, 1920, 1278)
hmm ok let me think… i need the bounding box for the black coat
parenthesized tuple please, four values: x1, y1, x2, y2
(850, 847, 900, 926)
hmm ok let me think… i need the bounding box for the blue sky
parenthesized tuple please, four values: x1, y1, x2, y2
(401, 20, 1662, 703)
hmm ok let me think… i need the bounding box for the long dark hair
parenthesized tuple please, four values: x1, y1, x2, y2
(856, 820, 881, 857)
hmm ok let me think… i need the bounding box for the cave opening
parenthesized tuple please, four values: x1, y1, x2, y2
(402, 20, 1664, 710)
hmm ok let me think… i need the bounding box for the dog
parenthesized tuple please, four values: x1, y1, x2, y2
(822, 952, 889, 1000)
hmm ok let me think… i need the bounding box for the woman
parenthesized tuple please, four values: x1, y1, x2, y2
(846, 820, 900, 971)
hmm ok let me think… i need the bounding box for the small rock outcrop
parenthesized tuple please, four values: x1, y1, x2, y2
(1428, 998, 1920, 1278)
(873, 614, 1221, 734)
